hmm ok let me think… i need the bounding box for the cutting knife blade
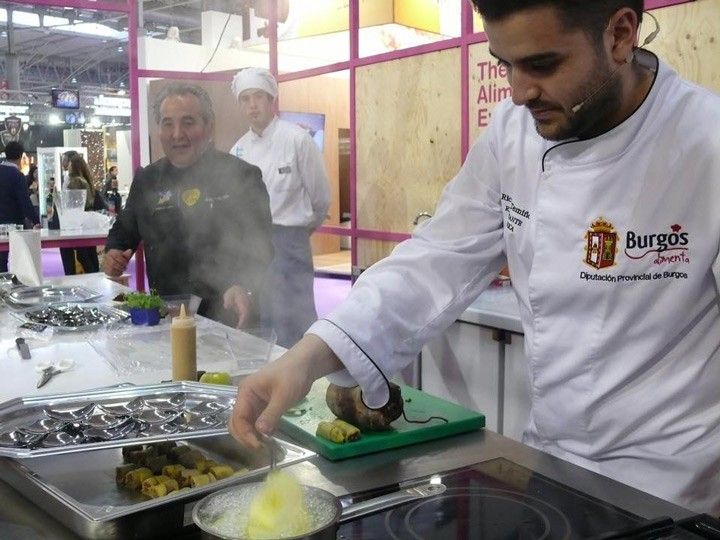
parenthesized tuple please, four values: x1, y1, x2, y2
(15, 338, 31, 360)
(37, 367, 57, 389)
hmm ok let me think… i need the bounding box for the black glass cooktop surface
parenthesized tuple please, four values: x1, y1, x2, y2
(335, 458, 707, 540)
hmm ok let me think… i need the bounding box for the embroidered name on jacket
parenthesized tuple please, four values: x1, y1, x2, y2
(501, 193, 530, 231)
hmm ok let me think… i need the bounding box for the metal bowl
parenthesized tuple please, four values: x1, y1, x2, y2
(192, 482, 341, 540)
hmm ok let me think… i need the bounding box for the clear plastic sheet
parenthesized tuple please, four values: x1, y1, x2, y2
(88, 318, 276, 377)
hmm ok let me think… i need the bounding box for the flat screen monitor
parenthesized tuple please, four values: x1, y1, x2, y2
(51, 88, 80, 110)
(278, 111, 325, 151)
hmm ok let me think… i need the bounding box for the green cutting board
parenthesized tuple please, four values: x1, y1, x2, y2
(279, 379, 485, 460)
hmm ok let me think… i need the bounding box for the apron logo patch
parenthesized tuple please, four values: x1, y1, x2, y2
(584, 218, 618, 270)
(157, 190, 173, 206)
(182, 189, 201, 207)
(278, 166, 292, 174)
(580, 219, 690, 284)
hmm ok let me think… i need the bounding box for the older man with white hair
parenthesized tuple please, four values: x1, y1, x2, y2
(230, 67, 331, 348)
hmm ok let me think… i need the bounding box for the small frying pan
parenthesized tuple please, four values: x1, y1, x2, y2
(193, 480, 446, 539)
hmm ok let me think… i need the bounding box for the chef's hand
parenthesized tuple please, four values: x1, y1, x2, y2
(230, 334, 344, 449)
(103, 248, 133, 276)
(223, 285, 253, 328)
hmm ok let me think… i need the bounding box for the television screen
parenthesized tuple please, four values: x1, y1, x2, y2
(51, 88, 80, 110)
(279, 111, 325, 151)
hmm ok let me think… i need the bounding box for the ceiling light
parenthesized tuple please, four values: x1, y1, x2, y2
(71, 77, 77, 83)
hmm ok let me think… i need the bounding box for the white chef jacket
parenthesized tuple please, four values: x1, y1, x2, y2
(230, 117, 330, 229)
(309, 51, 720, 513)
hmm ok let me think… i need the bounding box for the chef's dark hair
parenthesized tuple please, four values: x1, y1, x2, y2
(471, 0, 643, 40)
(153, 82, 215, 126)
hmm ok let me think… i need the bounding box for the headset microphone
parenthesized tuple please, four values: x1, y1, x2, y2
(570, 50, 635, 114)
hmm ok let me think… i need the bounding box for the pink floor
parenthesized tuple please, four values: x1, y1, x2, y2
(40, 249, 351, 318)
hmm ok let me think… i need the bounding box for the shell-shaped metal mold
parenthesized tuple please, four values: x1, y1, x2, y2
(20, 417, 69, 435)
(137, 421, 180, 437)
(186, 399, 233, 417)
(44, 403, 96, 422)
(178, 414, 225, 432)
(83, 413, 129, 430)
(0, 430, 44, 448)
(41, 431, 84, 448)
(133, 408, 182, 425)
(83, 419, 137, 442)
(143, 393, 186, 411)
(96, 397, 144, 416)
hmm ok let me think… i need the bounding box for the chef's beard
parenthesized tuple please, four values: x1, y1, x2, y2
(532, 58, 624, 142)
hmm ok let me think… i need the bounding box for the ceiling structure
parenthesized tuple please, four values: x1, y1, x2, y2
(0, 1, 253, 106)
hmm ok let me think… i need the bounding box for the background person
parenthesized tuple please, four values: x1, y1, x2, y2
(64, 154, 107, 273)
(230, 67, 331, 347)
(104, 82, 273, 327)
(0, 141, 39, 271)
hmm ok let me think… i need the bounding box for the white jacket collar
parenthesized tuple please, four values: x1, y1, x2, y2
(541, 50, 667, 171)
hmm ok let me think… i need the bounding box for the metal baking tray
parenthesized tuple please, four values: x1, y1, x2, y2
(0, 382, 245, 458)
(10, 302, 128, 332)
(0, 434, 315, 539)
(6, 285, 102, 308)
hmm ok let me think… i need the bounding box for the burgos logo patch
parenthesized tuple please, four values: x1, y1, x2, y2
(584, 218, 618, 270)
(625, 224, 690, 265)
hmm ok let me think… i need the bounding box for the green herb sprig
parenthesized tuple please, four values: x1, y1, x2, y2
(124, 290, 165, 310)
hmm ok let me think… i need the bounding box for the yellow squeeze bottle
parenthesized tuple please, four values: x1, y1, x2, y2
(171, 304, 197, 381)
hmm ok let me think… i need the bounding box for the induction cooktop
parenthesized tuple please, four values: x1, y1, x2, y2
(336, 458, 720, 540)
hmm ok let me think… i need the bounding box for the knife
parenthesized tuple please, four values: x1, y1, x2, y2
(15, 338, 31, 360)
(37, 367, 59, 389)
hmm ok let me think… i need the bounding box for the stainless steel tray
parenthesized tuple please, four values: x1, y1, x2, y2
(7, 285, 102, 307)
(10, 302, 129, 332)
(0, 434, 315, 539)
(0, 382, 243, 458)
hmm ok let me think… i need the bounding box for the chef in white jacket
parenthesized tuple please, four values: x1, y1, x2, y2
(230, 0, 720, 514)
(230, 68, 331, 347)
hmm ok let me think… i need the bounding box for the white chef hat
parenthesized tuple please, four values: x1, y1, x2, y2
(231, 67, 278, 100)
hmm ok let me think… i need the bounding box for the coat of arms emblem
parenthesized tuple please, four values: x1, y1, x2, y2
(584, 218, 618, 269)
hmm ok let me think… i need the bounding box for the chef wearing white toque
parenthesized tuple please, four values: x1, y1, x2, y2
(230, 67, 331, 348)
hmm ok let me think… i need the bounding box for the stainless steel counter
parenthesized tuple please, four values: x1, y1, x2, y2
(0, 427, 693, 538)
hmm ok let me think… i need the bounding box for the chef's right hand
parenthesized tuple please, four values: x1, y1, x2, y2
(103, 248, 133, 276)
(229, 334, 344, 449)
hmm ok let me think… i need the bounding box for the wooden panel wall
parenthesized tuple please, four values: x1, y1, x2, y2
(356, 47, 461, 266)
(645, 0, 720, 92)
(468, 41, 512, 146)
(357, 239, 399, 270)
(278, 74, 350, 254)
